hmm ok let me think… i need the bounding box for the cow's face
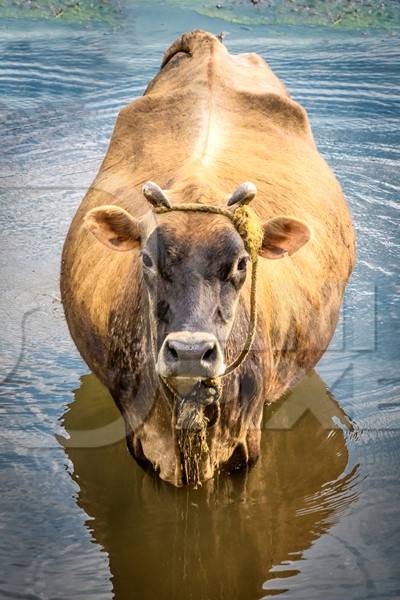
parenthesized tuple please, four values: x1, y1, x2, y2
(140, 214, 249, 380)
(85, 184, 311, 383)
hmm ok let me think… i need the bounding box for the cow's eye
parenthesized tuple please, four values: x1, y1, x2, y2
(141, 252, 154, 269)
(237, 256, 249, 271)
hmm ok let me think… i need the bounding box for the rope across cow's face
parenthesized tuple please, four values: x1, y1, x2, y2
(84, 182, 312, 386)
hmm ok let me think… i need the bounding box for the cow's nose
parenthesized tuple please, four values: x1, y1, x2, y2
(157, 331, 225, 379)
(167, 337, 215, 363)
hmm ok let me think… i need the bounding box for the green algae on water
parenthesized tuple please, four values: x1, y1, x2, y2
(139, 0, 400, 30)
(0, 0, 124, 23)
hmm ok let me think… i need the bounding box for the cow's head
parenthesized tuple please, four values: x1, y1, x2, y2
(85, 183, 311, 384)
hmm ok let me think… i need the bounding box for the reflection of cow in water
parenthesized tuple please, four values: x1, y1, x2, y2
(60, 372, 359, 599)
(61, 30, 355, 485)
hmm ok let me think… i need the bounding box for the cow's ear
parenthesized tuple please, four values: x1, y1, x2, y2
(84, 205, 141, 251)
(260, 216, 312, 260)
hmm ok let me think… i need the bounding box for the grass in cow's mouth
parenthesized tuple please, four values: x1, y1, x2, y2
(176, 400, 210, 487)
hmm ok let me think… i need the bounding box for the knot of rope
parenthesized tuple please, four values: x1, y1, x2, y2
(231, 204, 264, 262)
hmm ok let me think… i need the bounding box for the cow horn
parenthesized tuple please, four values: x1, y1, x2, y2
(227, 182, 257, 207)
(142, 181, 172, 209)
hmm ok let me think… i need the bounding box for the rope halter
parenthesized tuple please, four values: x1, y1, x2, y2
(142, 180, 265, 485)
(142, 180, 264, 408)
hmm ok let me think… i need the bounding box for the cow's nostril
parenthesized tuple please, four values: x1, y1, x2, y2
(202, 345, 216, 364)
(167, 343, 179, 362)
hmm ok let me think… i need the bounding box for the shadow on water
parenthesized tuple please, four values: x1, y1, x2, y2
(58, 371, 359, 600)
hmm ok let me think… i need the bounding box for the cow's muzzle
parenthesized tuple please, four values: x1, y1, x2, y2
(156, 331, 225, 379)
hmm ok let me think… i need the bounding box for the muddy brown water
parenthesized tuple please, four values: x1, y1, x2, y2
(60, 372, 358, 600)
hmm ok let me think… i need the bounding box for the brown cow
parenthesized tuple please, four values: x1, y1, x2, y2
(60, 30, 355, 486)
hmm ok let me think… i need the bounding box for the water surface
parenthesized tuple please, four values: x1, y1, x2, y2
(1, 4, 399, 599)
